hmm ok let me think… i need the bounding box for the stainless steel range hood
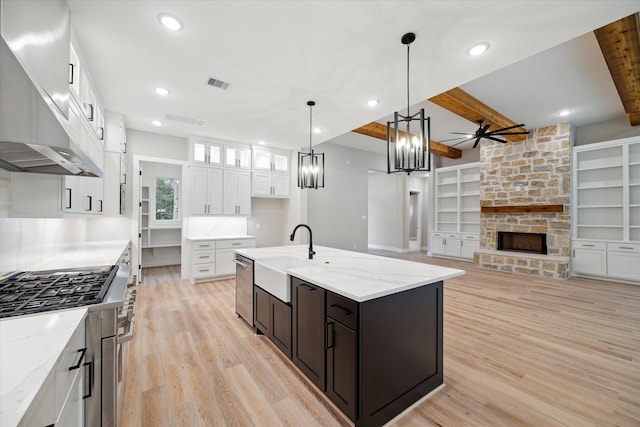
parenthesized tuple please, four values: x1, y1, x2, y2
(0, 0, 102, 177)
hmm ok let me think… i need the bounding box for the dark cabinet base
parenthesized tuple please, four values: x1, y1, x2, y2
(254, 286, 292, 359)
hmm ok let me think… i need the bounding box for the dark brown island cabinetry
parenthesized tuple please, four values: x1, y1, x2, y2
(291, 277, 326, 390)
(291, 276, 444, 427)
(254, 285, 292, 358)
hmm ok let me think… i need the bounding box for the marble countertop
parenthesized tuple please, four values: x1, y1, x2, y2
(0, 309, 87, 427)
(187, 235, 255, 241)
(27, 240, 130, 271)
(236, 245, 465, 302)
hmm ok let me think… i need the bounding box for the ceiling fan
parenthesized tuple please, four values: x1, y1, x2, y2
(444, 119, 530, 148)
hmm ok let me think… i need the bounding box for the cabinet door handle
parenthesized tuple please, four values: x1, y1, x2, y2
(199, 255, 209, 259)
(83, 360, 93, 399)
(99, 126, 104, 141)
(69, 348, 87, 370)
(330, 304, 352, 316)
(65, 188, 72, 209)
(85, 103, 94, 121)
(98, 200, 103, 213)
(299, 283, 316, 291)
(326, 322, 334, 349)
(619, 247, 634, 250)
(86, 195, 93, 211)
(583, 244, 595, 247)
(68, 63, 74, 84)
(461, 240, 464, 247)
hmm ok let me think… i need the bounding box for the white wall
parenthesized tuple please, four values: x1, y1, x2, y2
(367, 171, 405, 251)
(248, 198, 290, 247)
(306, 142, 386, 252)
(575, 116, 640, 146)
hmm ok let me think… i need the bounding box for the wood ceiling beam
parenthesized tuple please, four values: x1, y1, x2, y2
(594, 13, 640, 126)
(352, 121, 462, 159)
(428, 87, 528, 142)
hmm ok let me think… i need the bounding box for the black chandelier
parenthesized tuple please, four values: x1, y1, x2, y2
(387, 32, 431, 174)
(298, 100, 325, 189)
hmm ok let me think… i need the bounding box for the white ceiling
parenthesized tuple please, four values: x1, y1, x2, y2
(67, 1, 640, 153)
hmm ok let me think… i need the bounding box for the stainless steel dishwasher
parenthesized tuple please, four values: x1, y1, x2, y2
(234, 254, 254, 326)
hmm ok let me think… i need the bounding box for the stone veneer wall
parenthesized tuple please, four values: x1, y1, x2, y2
(475, 122, 571, 279)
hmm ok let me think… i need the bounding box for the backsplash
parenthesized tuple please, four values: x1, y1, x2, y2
(186, 216, 248, 237)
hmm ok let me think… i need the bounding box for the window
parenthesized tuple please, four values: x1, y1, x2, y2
(155, 177, 180, 222)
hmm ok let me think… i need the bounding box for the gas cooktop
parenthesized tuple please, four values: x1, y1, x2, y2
(0, 265, 118, 318)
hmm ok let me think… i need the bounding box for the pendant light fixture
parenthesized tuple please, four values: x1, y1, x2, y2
(298, 101, 325, 189)
(387, 32, 431, 174)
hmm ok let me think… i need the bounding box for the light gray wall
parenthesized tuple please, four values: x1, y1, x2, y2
(127, 129, 189, 161)
(575, 116, 640, 146)
(307, 142, 386, 252)
(248, 198, 290, 247)
(367, 171, 405, 251)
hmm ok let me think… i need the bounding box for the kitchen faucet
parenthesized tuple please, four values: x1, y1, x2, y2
(290, 224, 315, 259)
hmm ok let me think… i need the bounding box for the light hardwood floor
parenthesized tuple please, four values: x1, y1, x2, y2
(118, 254, 640, 427)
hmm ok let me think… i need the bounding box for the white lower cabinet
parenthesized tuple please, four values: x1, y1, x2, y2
(606, 243, 640, 281)
(189, 238, 255, 283)
(63, 175, 103, 214)
(21, 319, 86, 426)
(460, 234, 480, 259)
(431, 232, 477, 260)
(572, 240, 639, 282)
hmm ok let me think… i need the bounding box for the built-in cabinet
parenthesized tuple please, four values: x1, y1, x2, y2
(572, 137, 640, 283)
(188, 138, 252, 216)
(432, 163, 480, 260)
(251, 147, 291, 198)
(189, 238, 255, 283)
(62, 175, 103, 214)
(20, 319, 86, 426)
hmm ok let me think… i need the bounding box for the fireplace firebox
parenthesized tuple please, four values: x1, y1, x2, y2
(497, 232, 547, 255)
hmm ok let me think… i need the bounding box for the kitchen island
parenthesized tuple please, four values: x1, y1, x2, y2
(235, 245, 465, 426)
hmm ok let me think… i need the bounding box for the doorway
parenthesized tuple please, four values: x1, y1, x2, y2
(408, 190, 422, 252)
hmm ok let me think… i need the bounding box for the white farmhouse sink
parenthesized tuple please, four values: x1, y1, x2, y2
(254, 256, 311, 302)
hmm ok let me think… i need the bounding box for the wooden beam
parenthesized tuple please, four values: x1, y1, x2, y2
(352, 122, 462, 159)
(480, 204, 564, 214)
(594, 14, 640, 126)
(428, 87, 528, 142)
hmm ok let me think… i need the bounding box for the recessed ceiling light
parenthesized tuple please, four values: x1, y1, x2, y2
(158, 13, 183, 31)
(366, 99, 379, 107)
(313, 127, 322, 134)
(558, 109, 571, 117)
(151, 120, 163, 126)
(154, 87, 171, 96)
(467, 42, 489, 56)
(258, 140, 266, 145)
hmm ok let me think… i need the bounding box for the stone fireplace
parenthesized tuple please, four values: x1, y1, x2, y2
(474, 123, 571, 279)
(497, 231, 547, 255)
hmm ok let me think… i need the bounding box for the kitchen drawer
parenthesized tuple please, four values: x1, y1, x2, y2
(217, 239, 256, 249)
(445, 233, 460, 239)
(191, 240, 216, 250)
(192, 262, 216, 278)
(573, 240, 606, 251)
(55, 320, 86, 414)
(461, 233, 479, 241)
(606, 242, 640, 253)
(192, 249, 215, 264)
(327, 292, 358, 331)
(431, 232, 444, 238)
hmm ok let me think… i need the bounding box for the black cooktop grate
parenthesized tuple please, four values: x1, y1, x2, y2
(0, 265, 118, 318)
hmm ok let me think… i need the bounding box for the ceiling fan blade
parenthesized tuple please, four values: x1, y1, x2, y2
(440, 136, 471, 143)
(480, 123, 491, 134)
(472, 137, 482, 149)
(450, 132, 474, 135)
(490, 123, 526, 133)
(489, 131, 530, 136)
(484, 135, 508, 143)
(450, 139, 473, 147)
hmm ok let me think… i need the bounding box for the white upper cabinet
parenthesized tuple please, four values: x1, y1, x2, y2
(223, 170, 251, 215)
(253, 148, 289, 173)
(189, 137, 223, 167)
(189, 166, 223, 215)
(68, 43, 80, 100)
(224, 145, 251, 169)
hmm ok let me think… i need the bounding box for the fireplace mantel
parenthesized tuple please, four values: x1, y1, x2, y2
(480, 204, 564, 213)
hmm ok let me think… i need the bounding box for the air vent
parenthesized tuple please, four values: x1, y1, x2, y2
(207, 77, 231, 90)
(163, 113, 206, 127)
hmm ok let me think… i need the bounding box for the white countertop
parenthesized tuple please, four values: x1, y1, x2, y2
(27, 240, 130, 271)
(236, 245, 465, 302)
(0, 309, 88, 427)
(187, 235, 255, 241)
